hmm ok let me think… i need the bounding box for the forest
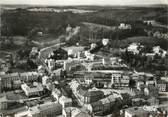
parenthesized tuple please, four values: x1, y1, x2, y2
(1, 6, 168, 50)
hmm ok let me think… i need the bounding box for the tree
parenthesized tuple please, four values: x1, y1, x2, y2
(129, 79, 136, 90)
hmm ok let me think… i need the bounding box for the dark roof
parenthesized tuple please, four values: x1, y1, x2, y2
(84, 90, 104, 97)
(75, 112, 91, 117)
(90, 101, 102, 108)
(53, 47, 67, 54)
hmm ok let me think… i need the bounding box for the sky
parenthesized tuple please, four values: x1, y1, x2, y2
(0, 0, 168, 6)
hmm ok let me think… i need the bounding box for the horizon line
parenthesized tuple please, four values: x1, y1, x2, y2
(1, 3, 168, 7)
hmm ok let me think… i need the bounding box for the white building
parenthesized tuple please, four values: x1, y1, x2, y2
(153, 46, 167, 57)
(52, 88, 62, 101)
(63, 107, 91, 117)
(21, 83, 44, 97)
(127, 43, 143, 54)
(102, 38, 109, 46)
(59, 96, 72, 108)
(48, 59, 55, 70)
(125, 107, 149, 117)
(26, 102, 62, 117)
(119, 23, 131, 30)
(42, 76, 50, 86)
(84, 51, 95, 61)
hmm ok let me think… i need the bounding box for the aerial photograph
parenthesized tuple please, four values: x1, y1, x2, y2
(0, 0, 168, 117)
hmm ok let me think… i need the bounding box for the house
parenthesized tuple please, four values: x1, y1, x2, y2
(124, 107, 149, 117)
(86, 94, 119, 115)
(144, 85, 159, 98)
(15, 110, 29, 117)
(42, 76, 50, 86)
(12, 80, 22, 89)
(111, 73, 130, 88)
(0, 78, 2, 93)
(29, 47, 39, 58)
(63, 60, 83, 72)
(27, 102, 62, 117)
(45, 58, 55, 70)
(153, 46, 167, 57)
(84, 51, 95, 61)
(59, 96, 72, 108)
(156, 80, 168, 92)
(52, 88, 62, 101)
(0, 72, 39, 90)
(64, 46, 84, 58)
(127, 43, 144, 54)
(0, 96, 8, 110)
(102, 38, 109, 46)
(124, 106, 164, 117)
(118, 23, 131, 30)
(102, 57, 111, 66)
(131, 98, 146, 107)
(21, 83, 44, 97)
(63, 107, 91, 117)
(77, 87, 104, 104)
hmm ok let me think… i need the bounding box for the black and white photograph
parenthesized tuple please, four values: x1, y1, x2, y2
(0, 0, 168, 117)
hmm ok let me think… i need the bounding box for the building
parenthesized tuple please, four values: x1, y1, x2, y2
(125, 107, 149, 117)
(0, 78, 2, 93)
(52, 88, 62, 101)
(153, 46, 167, 57)
(64, 46, 84, 58)
(119, 23, 131, 29)
(63, 107, 91, 117)
(124, 106, 164, 117)
(111, 73, 130, 88)
(0, 72, 39, 90)
(27, 102, 62, 117)
(63, 60, 83, 72)
(156, 80, 168, 92)
(21, 83, 44, 97)
(144, 85, 159, 98)
(15, 110, 29, 117)
(84, 51, 95, 61)
(47, 58, 55, 70)
(42, 76, 50, 86)
(86, 94, 120, 115)
(77, 87, 104, 104)
(0, 96, 8, 110)
(59, 96, 72, 108)
(127, 43, 144, 54)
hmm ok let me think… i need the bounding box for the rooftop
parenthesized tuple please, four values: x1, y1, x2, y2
(125, 107, 148, 116)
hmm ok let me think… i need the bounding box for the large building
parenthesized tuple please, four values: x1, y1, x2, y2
(124, 106, 166, 117)
(63, 107, 91, 117)
(0, 72, 39, 90)
(21, 83, 44, 97)
(77, 86, 104, 104)
(15, 102, 62, 117)
(86, 94, 121, 115)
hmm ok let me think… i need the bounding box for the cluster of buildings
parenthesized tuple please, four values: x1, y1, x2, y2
(127, 43, 167, 58)
(0, 72, 39, 91)
(0, 34, 168, 117)
(118, 23, 132, 30)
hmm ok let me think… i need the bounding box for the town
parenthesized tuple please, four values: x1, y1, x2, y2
(0, 3, 168, 117)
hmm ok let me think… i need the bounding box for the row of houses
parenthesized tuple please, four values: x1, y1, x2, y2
(69, 80, 104, 105)
(0, 72, 39, 91)
(86, 94, 122, 115)
(14, 102, 62, 117)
